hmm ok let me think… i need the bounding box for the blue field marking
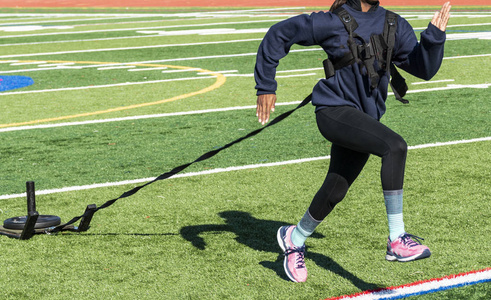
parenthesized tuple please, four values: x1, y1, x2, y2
(0, 75, 34, 92)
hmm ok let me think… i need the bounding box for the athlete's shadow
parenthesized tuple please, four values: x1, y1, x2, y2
(180, 210, 380, 290)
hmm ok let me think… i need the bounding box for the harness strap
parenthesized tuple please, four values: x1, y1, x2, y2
(384, 11, 397, 74)
(384, 11, 409, 103)
(390, 64, 409, 103)
(323, 7, 360, 78)
(334, 7, 359, 33)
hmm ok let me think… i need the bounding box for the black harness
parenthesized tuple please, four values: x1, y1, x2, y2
(323, 8, 409, 103)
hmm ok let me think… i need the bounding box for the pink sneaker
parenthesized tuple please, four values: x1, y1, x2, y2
(277, 225, 307, 282)
(386, 233, 431, 262)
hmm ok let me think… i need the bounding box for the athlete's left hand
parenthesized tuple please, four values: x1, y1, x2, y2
(431, 1, 451, 31)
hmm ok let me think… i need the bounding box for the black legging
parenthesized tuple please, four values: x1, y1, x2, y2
(308, 106, 407, 221)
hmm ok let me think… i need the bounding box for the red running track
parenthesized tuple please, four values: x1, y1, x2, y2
(0, 0, 488, 7)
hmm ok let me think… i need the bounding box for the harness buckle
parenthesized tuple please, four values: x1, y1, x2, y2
(358, 43, 374, 60)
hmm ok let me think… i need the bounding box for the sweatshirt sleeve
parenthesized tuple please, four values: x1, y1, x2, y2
(393, 19, 446, 81)
(254, 14, 317, 95)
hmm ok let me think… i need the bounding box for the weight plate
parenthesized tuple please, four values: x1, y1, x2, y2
(3, 215, 61, 230)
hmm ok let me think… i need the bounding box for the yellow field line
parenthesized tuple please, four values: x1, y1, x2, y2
(0, 60, 226, 128)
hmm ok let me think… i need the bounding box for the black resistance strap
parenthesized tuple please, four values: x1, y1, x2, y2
(48, 94, 313, 234)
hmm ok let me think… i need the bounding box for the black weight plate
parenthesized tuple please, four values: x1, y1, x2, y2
(3, 215, 61, 230)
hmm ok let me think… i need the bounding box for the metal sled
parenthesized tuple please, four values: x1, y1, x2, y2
(0, 181, 96, 240)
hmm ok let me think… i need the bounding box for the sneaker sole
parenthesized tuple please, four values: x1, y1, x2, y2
(276, 226, 301, 283)
(386, 249, 431, 262)
(276, 226, 288, 253)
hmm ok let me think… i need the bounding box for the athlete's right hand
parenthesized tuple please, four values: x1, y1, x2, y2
(256, 94, 276, 125)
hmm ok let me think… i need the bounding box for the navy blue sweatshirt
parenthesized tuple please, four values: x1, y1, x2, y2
(254, 3, 446, 120)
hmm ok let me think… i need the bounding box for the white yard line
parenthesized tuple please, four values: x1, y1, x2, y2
(0, 38, 264, 59)
(0, 101, 299, 132)
(446, 31, 491, 41)
(1, 80, 488, 133)
(412, 79, 455, 85)
(413, 22, 491, 30)
(0, 25, 489, 58)
(0, 137, 489, 200)
(1, 22, 489, 48)
(0, 75, 215, 97)
(97, 65, 136, 70)
(0, 19, 286, 40)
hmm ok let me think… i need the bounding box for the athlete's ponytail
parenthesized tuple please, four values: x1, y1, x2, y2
(329, 0, 347, 12)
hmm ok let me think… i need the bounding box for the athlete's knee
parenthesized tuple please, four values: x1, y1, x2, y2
(318, 173, 350, 206)
(309, 173, 350, 220)
(387, 136, 407, 159)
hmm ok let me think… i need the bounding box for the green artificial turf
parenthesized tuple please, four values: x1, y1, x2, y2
(0, 6, 489, 299)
